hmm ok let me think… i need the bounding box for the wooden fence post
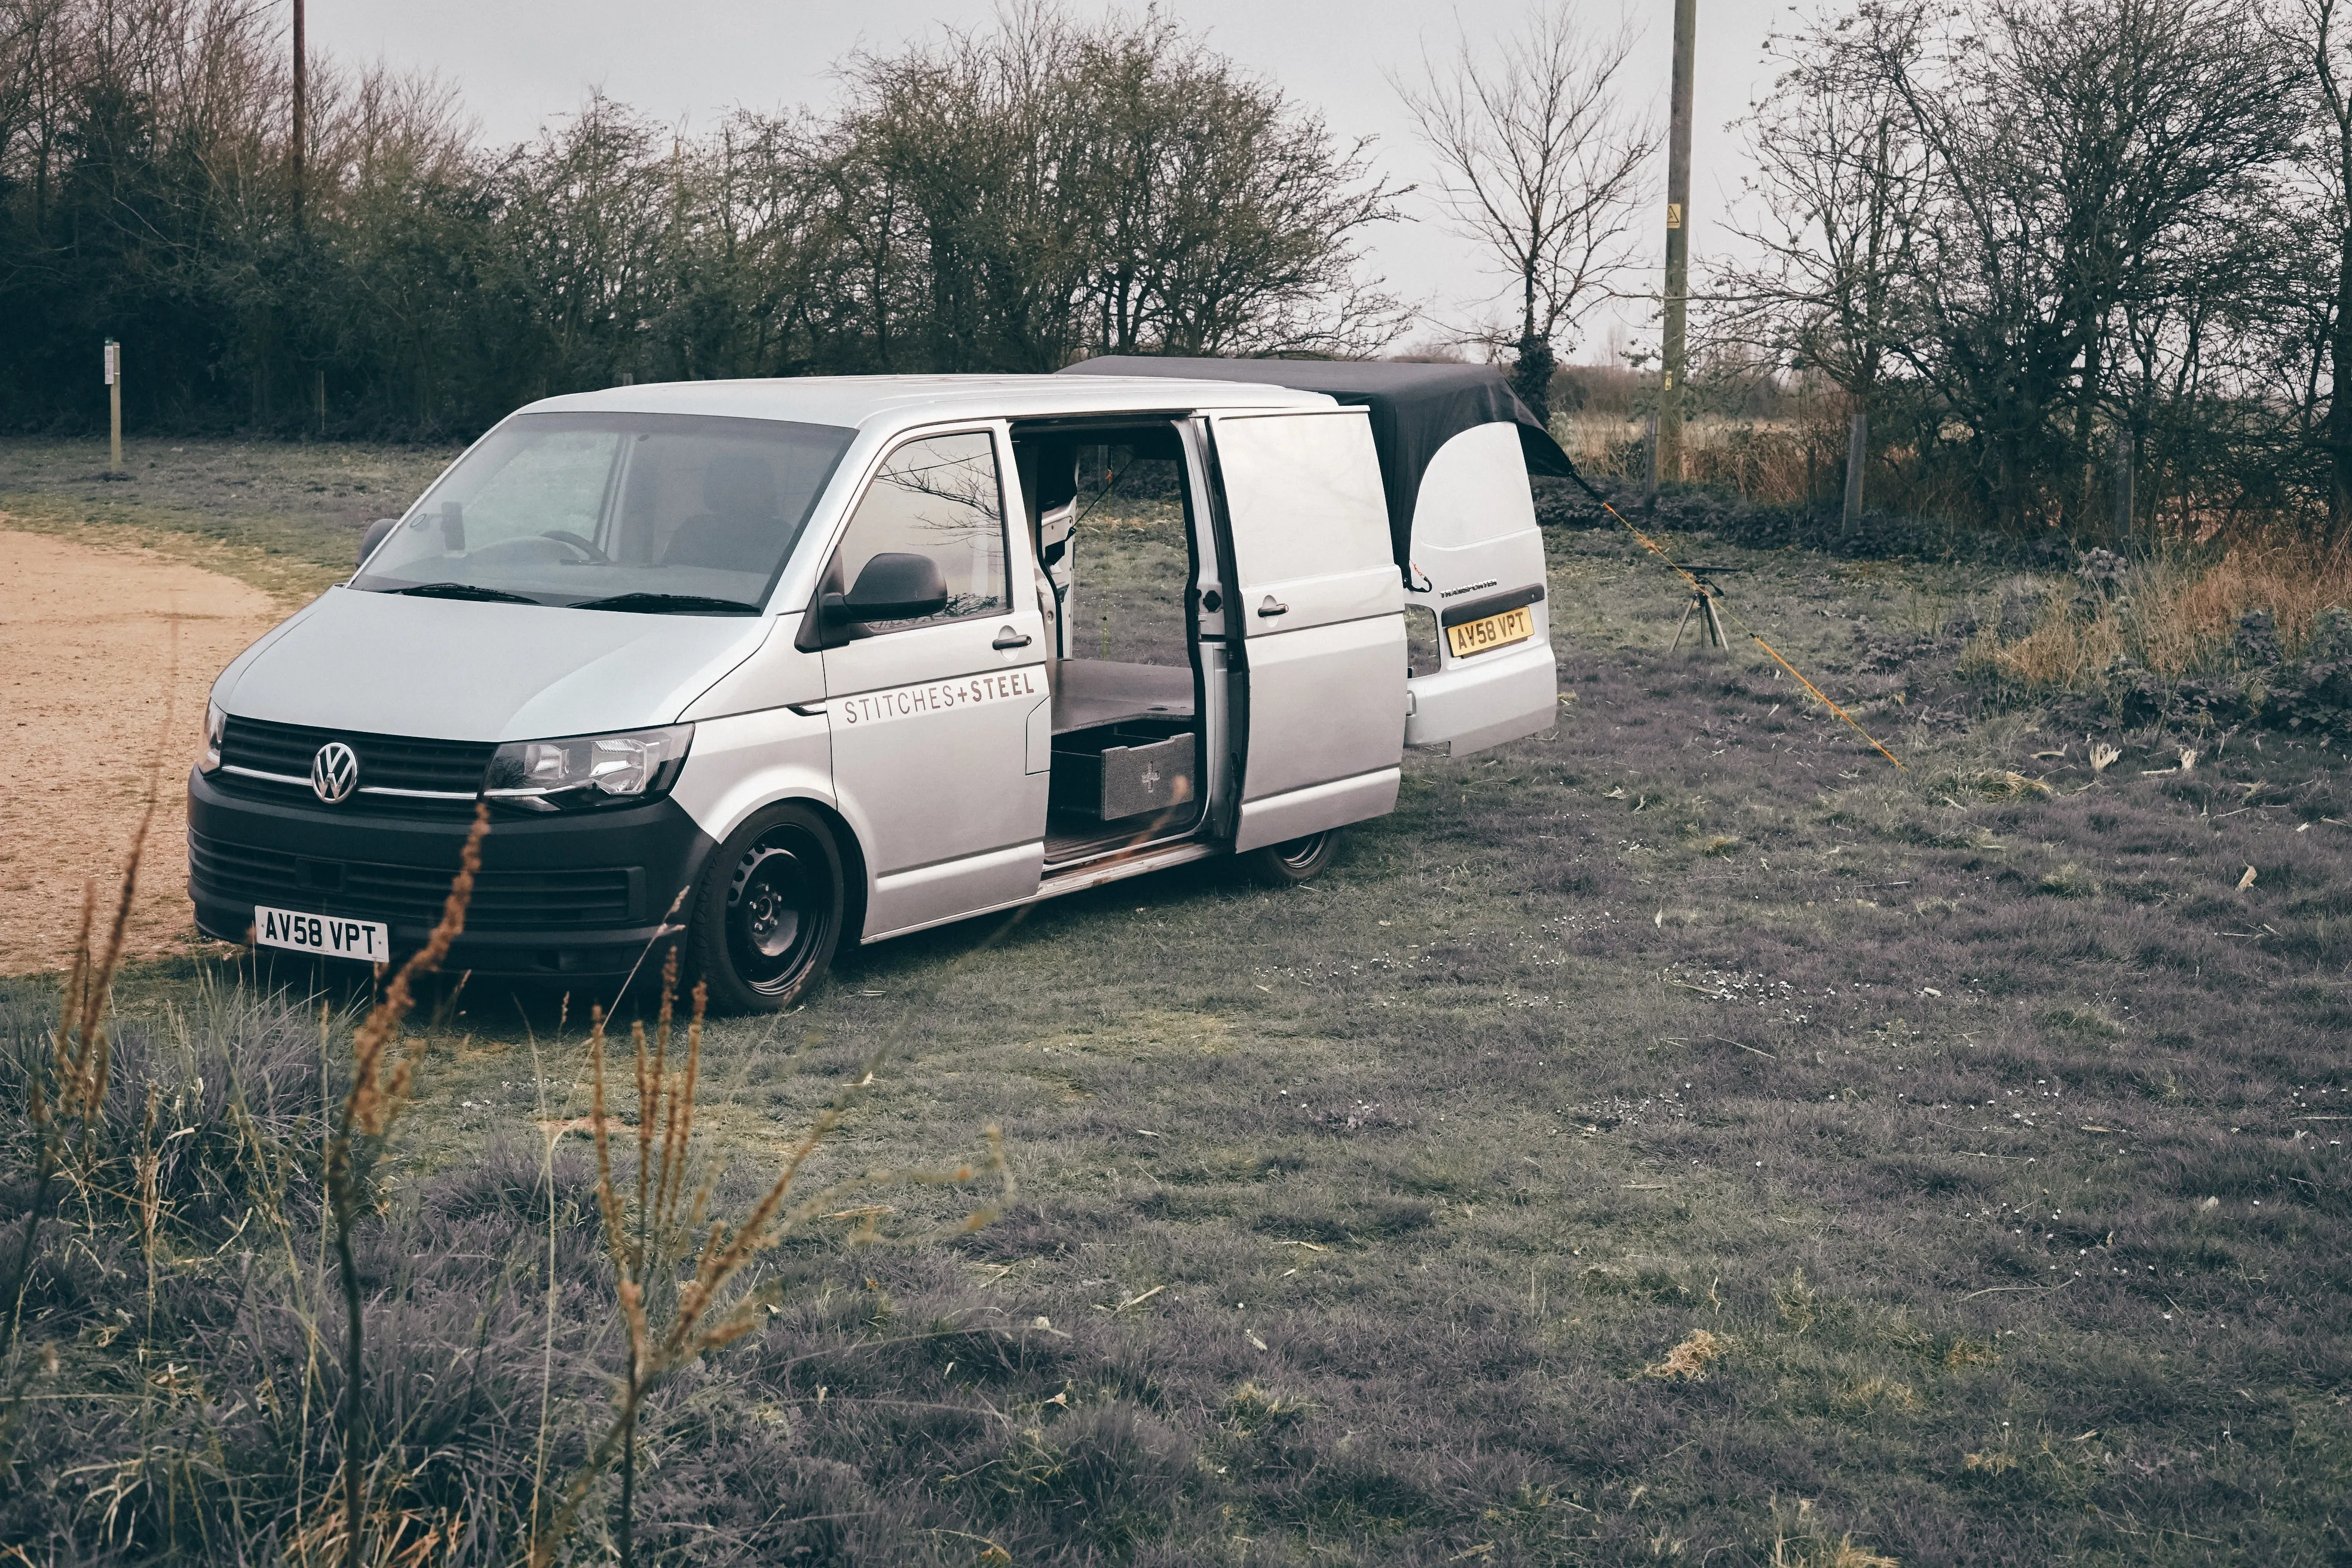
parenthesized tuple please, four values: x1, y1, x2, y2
(2114, 429, 2134, 546)
(1842, 408, 1867, 536)
(105, 339, 122, 471)
(1643, 413, 1660, 500)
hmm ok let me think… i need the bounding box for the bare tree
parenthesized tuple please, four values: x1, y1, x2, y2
(1713, 7, 1930, 416)
(2276, 0, 2352, 540)
(1392, 4, 1655, 418)
(837, 4, 1404, 370)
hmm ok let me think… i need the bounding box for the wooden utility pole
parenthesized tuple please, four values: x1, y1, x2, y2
(105, 339, 122, 471)
(290, 0, 306, 228)
(1657, 0, 1697, 486)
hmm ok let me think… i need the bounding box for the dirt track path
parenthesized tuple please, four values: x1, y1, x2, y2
(0, 523, 289, 975)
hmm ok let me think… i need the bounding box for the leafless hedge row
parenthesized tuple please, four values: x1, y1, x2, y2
(1708, 0, 2352, 540)
(12, 0, 2352, 546)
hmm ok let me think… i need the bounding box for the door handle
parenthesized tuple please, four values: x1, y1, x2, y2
(1257, 595, 1288, 618)
(992, 626, 1033, 650)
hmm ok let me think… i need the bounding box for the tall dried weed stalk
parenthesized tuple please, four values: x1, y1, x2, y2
(529, 956, 1011, 1568)
(323, 801, 488, 1568)
(2, 764, 157, 1365)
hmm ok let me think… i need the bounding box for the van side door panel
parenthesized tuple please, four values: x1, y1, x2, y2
(1206, 409, 1405, 853)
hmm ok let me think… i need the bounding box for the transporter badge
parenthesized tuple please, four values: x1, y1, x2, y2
(310, 740, 360, 804)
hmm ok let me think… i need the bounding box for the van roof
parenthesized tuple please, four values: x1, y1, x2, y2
(525, 373, 1334, 433)
(1062, 357, 1580, 571)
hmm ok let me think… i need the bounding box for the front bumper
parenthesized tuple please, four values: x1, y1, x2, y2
(187, 768, 716, 977)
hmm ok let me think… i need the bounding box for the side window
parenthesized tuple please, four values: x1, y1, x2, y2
(828, 431, 1008, 629)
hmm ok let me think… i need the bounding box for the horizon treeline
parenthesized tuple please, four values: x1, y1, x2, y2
(15, 0, 2352, 548)
(1711, 0, 2352, 541)
(0, 0, 1402, 440)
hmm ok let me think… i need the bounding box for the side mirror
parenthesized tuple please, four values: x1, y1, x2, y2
(829, 552, 948, 622)
(357, 517, 399, 567)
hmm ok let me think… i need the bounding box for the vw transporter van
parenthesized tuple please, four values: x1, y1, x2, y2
(190, 360, 1572, 1010)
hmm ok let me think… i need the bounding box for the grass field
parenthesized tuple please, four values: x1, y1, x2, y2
(0, 435, 462, 599)
(4, 440, 2351, 1564)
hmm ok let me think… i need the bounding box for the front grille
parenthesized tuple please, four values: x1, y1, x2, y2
(190, 830, 638, 930)
(220, 716, 497, 807)
(209, 770, 474, 819)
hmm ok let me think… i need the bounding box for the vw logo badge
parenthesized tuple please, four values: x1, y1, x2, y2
(311, 741, 360, 804)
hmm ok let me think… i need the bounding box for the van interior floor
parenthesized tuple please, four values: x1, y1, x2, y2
(1043, 659, 1203, 865)
(1048, 659, 1193, 734)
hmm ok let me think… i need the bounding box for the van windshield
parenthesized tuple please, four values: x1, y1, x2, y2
(354, 412, 856, 611)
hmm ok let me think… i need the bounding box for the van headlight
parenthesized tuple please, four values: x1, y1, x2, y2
(201, 701, 225, 773)
(484, 723, 693, 810)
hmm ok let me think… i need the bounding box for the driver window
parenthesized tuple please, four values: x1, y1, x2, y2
(827, 431, 1008, 629)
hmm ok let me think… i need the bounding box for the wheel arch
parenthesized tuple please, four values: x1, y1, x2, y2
(783, 794, 869, 947)
(700, 788, 871, 945)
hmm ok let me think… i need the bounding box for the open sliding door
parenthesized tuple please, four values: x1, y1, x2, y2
(1206, 409, 1405, 853)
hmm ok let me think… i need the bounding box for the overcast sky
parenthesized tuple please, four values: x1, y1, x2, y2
(311, 1, 1795, 364)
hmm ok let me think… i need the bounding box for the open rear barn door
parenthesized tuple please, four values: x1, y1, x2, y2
(1402, 421, 1557, 757)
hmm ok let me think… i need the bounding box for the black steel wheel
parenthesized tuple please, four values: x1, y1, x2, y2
(688, 803, 846, 1013)
(1245, 829, 1339, 886)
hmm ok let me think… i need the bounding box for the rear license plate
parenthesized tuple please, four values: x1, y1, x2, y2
(254, 904, 390, 963)
(1446, 605, 1535, 659)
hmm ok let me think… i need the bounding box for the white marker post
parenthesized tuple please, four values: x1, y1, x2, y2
(104, 338, 122, 471)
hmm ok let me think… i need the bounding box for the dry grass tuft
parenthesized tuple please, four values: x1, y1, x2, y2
(1773, 1269, 1818, 1335)
(1643, 1328, 1728, 1380)
(1840, 1377, 1922, 1413)
(1961, 529, 2352, 698)
(1768, 1495, 1900, 1568)
(1979, 770, 2053, 800)
(2132, 532, 2352, 676)
(1777, 1536, 1901, 1568)
(1961, 589, 2123, 691)
(1770, 1498, 1901, 1568)
(2036, 862, 2100, 899)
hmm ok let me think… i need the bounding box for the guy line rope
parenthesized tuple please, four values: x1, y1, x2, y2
(1558, 466, 1906, 771)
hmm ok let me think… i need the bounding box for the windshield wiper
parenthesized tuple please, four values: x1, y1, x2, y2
(569, 592, 761, 615)
(379, 581, 543, 604)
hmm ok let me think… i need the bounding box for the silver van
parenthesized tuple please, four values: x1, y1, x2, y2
(191, 361, 1570, 1010)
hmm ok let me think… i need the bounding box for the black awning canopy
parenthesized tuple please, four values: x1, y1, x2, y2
(1058, 356, 1579, 570)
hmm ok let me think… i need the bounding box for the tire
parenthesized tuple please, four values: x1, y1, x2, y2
(1245, 829, 1339, 886)
(685, 802, 846, 1013)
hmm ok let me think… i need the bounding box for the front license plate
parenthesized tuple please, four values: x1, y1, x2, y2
(1446, 605, 1535, 659)
(254, 904, 390, 963)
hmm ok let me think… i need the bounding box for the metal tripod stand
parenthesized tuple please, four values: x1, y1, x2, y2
(1669, 565, 1745, 653)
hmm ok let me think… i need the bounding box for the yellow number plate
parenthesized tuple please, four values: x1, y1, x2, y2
(1445, 605, 1534, 659)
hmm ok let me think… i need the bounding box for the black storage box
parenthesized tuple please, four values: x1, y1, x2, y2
(1050, 730, 1196, 822)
